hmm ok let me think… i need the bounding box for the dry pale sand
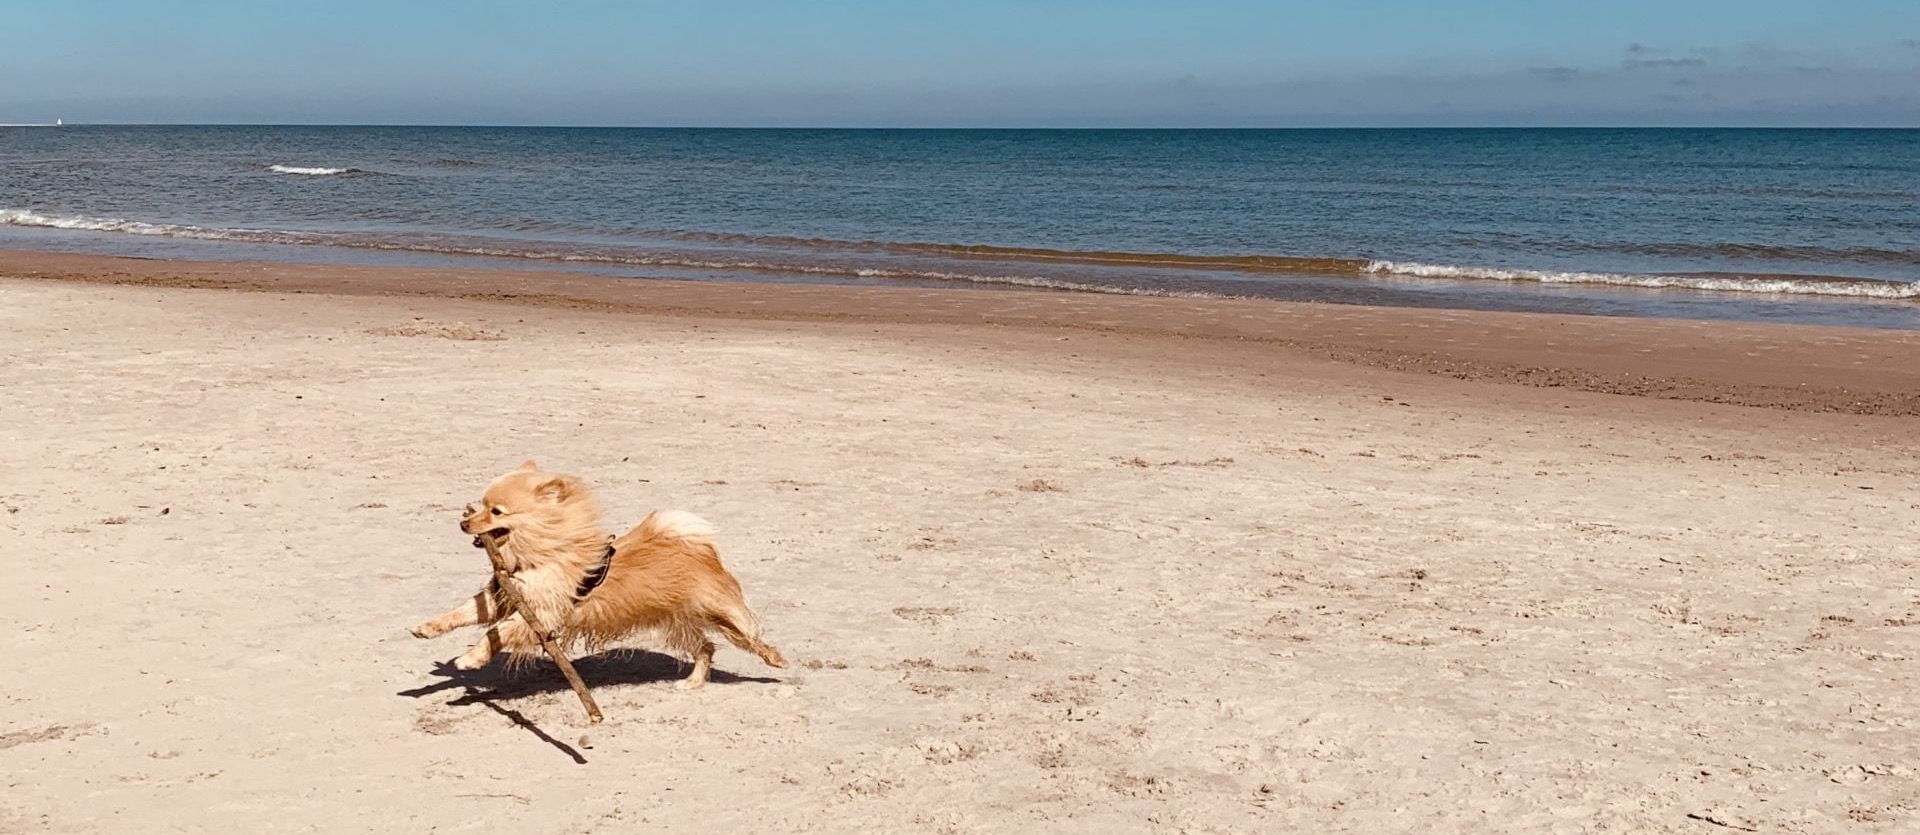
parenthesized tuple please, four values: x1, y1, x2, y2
(2, 269, 1918, 834)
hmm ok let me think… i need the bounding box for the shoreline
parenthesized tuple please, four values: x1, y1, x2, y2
(6, 248, 1920, 417)
(4, 220, 1918, 326)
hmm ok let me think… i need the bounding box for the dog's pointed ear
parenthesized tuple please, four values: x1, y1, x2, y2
(535, 476, 574, 503)
(517, 459, 539, 472)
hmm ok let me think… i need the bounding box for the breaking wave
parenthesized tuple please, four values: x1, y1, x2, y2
(1462, 237, 1920, 267)
(1364, 260, 1920, 300)
(0, 208, 273, 241)
(266, 164, 363, 176)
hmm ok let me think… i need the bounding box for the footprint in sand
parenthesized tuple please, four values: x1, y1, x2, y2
(0, 722, 100, 751)
(892, 606, 960, 625)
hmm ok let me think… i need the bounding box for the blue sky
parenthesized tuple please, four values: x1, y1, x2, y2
(3, 0, 1918, 126)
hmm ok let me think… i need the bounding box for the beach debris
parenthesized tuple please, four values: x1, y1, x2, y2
(1685, 811, 1759, 831)
(0, 722, 100, 751)
(893, 606, 960, 625)
(1017, 479, 1064, 493)
(1112, 456, 1234, 469)
(1162, 457, 1233, 468)
(474, 531, 603, 724)
(366, 321, 505, 341)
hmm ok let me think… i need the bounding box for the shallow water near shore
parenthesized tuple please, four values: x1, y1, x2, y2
(3, 126, 1916, 328)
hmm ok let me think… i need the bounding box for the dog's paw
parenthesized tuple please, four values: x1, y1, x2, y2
(409, 622, 443, 639)
(675, 677, 708, 691)
(453, 651, 492, 671)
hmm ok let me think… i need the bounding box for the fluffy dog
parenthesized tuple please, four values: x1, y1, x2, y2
(411, 461, 785, 688)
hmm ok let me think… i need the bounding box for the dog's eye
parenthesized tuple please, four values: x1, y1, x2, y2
(490, 506, 505, 516)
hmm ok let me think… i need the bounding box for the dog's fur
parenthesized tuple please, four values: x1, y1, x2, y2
(410, 461, 785, 688)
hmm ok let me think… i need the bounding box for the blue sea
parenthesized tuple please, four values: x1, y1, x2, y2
(2, 126, 1916, 328)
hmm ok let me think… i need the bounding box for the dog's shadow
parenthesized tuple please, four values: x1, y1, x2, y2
(399, 652, 783, 764)
(399, 650, 782, 703)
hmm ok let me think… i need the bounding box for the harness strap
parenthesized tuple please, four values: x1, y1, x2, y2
(573, 537, 616, 600)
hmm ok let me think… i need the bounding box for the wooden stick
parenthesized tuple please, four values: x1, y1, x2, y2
(476, 532, 604, 724)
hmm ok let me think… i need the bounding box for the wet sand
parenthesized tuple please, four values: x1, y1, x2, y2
(5, 250, 1919, 416)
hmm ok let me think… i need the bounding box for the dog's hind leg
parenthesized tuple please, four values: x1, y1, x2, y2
(678, 640, 716, 690)
(656, 617, 715, 690)
(411, 586, 501, 639)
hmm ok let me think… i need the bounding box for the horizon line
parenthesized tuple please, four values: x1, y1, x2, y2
(9, 122, 1920, 130)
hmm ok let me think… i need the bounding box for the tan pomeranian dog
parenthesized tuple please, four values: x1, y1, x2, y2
(410, 460, 785, 689)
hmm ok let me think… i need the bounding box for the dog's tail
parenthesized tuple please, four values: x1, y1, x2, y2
(636, 509, 717, 543)
(712, 600, 788, 669)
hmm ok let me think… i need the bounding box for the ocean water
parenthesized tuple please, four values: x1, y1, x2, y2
(1, 126, 1916, 328)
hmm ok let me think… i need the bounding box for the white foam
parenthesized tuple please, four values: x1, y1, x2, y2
(267, 164, 354, 176)
(1366, 260, 1920, 300)
(0, 208, 279, 242)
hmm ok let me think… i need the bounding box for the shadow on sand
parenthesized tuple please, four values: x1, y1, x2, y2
(398, 651, 783, 763)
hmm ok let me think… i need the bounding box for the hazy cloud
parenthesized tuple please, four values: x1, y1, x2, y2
(1623, 57, 1708, 71)
(1735, 44, 1813, 66)
(1527, 67, 1581, 82)
(1619, 43, 1711, 72)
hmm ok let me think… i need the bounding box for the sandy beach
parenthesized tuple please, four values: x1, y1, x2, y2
(3, 253, 1917, 834)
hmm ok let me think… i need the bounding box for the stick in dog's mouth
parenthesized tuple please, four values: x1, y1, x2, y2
(472, 528, 510, 549)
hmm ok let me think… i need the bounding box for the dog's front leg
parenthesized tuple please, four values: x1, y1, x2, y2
(453, 612, 540, 670)
(410, 585, 501, 639)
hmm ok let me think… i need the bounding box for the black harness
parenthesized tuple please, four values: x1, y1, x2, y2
(573, 537, 616, 601)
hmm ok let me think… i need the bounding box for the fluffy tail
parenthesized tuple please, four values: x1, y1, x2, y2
(714, 602, 788, 668)
(637, 509, 717, 543)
